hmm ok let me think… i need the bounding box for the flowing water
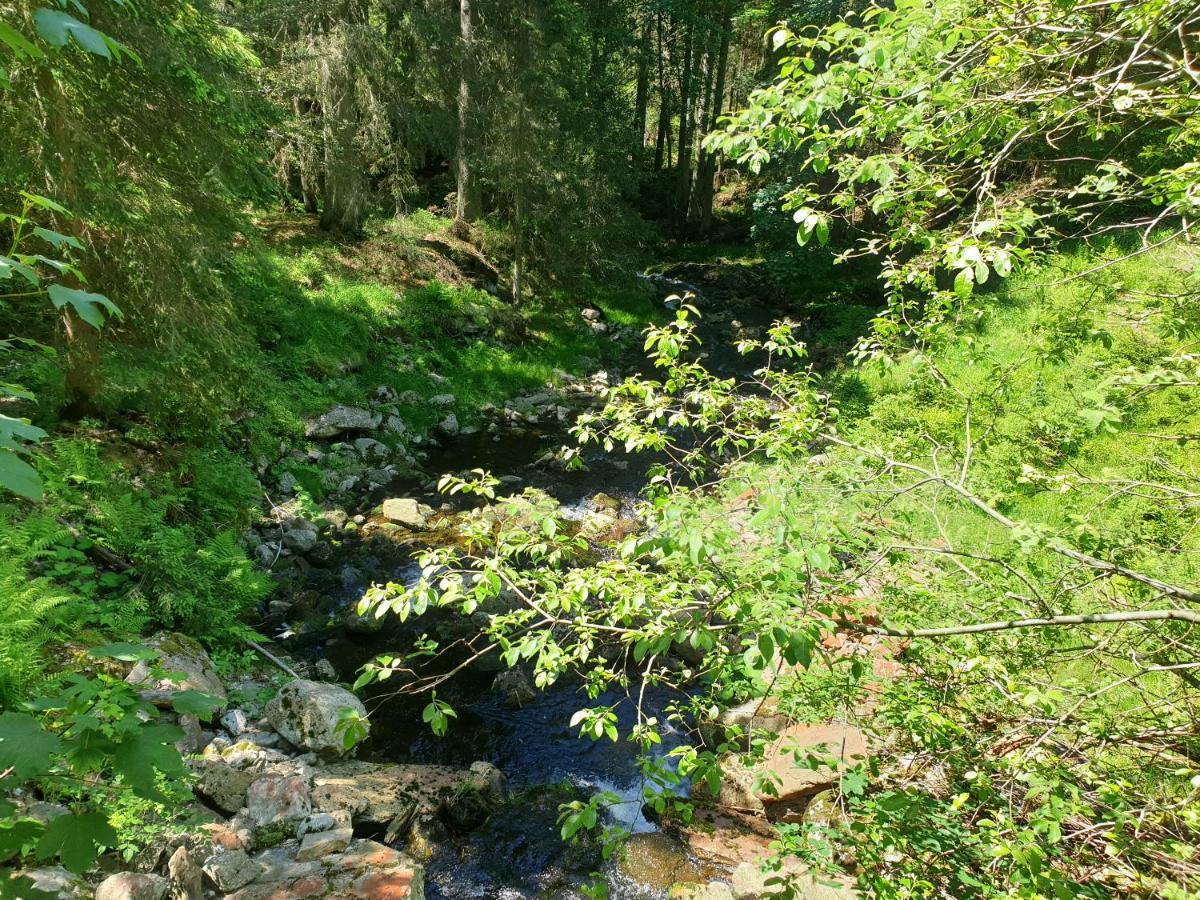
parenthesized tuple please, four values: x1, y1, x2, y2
(316, 268, 785, 898)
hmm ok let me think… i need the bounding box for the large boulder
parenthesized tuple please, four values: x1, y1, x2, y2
(304, 405, 382, 438)
(265, 680, 368, 759)
(94, 873, 168, 900)
(310, 761, 496, 826)
(125, 633, 225, 708)
(712, 724, 868, 822)
(381, 498, 431, 529)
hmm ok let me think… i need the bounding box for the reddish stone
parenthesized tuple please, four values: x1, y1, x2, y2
(335, 840, 403, 870)
(348, 870, 417, 899)
(225, 875, 328, 900)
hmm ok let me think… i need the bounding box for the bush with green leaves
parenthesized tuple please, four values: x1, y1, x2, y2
(0, 644, 220, 897)
(712, 0, 1200, 357)
(357, 232, 1200, 894)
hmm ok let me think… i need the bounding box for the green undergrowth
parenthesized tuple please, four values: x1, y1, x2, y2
(3, 211, 659, 691)
(658, 236, 1200, 894)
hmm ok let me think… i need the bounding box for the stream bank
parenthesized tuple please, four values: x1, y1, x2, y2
(64, 261, 864, 900)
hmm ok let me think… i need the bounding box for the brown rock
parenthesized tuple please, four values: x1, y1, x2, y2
(715, 724, 868, 821)
(167, 846, 203, 900)
(94, 872, 168, 900)
(311, 762, 469, 824)
(295, 827, 353, 862)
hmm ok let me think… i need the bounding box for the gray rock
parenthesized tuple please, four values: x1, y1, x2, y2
(438, 413, 460, 436)
(246, 774, 312, 827)
(282, 528, 319, 553)
(304, 405, 382, 439)
(295, 826, 353, 862)
(94, 873, 168, 900)
(265, 680, 369, 758)
(166, 846, 202, 900)
(429, 394, 457, 408)
(277, 472, 298, 494)
(125, 633, 226, 707)
(354, 437, 389, 460)
(296, 810, 351, 839)
(380, 498, 429, 529)
(221, 709, 249, 737)
(254, 542, 282, 566)
(383, 415, 407, 436)
(202, 849, 261, 893)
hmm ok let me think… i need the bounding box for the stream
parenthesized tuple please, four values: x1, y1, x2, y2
(307, 267, 784, 898)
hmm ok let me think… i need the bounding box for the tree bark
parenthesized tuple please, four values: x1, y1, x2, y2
(319, 30, 367, 236)
(632, 13, 651, 166)
(455, 0, 481, 226)
(690, 8, 731, 232)
(673, 19, 697, 230)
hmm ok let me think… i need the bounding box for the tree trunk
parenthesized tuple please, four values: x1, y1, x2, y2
(690, 9, 731, 232)
(632, 14, 651, 166)
(673, 19, 696, 230)
(653, 10, 669, 170)
(455, 0, 481, 226)
(319, 31, 367, 236)
(294, 97, 321, 215)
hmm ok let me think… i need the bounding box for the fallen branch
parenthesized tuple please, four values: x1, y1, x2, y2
(823, 434, 1200, 605)
(243, 638, 301, 679)
(837, 609, 1200, 639)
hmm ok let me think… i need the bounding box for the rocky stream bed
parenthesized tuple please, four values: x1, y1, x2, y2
(20, 269, 878, 900)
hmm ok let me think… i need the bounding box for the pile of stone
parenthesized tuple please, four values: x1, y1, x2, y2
(23, 634, 506, 900)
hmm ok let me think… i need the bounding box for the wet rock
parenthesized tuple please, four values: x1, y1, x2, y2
(126, 633, 226, 708)
(491, 668, 537, 708)
(311, 761, 484, 825)
(166, 846, 202, 900)
(202, 849, 262, 893)
(616, 832, 707, 892)
(265, 680, 369, 759)
(246, 775, 312, 827)
(381, 498, 431, 530)
(95, 873, 168, 900)
(294, 826, 353, 861)
(304, 406, 382, 439)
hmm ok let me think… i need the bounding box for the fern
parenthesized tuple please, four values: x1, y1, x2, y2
(0, 559, 73, 708)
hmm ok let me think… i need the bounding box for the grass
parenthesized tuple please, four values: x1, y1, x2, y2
(4, 209, 664, 659)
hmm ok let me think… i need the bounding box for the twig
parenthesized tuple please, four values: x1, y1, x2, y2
(243, 638, 301, 679)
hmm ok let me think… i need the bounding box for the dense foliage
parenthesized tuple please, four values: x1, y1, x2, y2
(1, 0, 1198, 896)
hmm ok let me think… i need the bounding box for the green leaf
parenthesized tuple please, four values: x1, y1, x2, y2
(0, 818, 45, 863)
(87, 643, 158, 662)
(111, 725, 186, 801)
(32, 10, 111, 58)
(0, 254, 40, 285)
(0, 450, 42, 501)
(171, 690, 224, 720)
(31, 227, 83, 251)
(0, 713, 62, 781)
(36, 812, 117, 874)
(0, 872, 58, 900)
(0, 21, 44, 61)
(19, 193, 70, 215)
(47, 284, 121, 329)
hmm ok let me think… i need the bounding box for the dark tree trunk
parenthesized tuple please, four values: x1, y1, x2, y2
(455, 0, 481, 226)
(319, 32, 367, 236)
